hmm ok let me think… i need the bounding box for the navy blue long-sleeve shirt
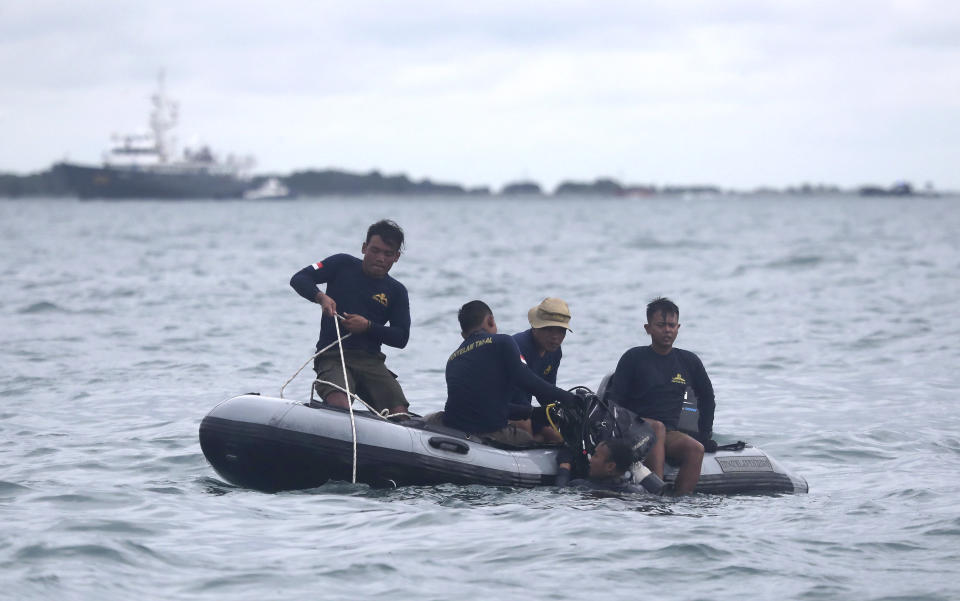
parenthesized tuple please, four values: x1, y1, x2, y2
(610, 346, 715, 435)
(290, 254, 410, 355)
(508, 328, 562, 414)
(444, 331, 578, 433)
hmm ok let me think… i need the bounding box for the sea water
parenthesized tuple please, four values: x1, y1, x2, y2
(1, 195, 958, 600)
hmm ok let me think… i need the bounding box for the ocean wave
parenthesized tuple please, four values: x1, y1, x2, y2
(0, 480, 30, 496)
(14, 543, 133, 565)
(16, 301, 65, 314)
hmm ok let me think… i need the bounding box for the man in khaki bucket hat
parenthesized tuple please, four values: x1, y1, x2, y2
(527, 297, 573, 331)
(509, 298, 572, 442)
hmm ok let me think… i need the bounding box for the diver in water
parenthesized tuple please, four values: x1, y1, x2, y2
(551, 391, 665, 494)
(558, 439, 646, 493)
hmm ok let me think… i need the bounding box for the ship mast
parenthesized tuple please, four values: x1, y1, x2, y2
(149, 70, 179, 163)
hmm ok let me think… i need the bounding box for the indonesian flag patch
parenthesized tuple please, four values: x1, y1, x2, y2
(312, 262, 323, 270)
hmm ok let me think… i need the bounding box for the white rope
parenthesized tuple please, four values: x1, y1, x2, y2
(310, 380, 402, 420)
(332, 315, 359, 484)
(280, 313, 413, 485)
(279, 333, 352, 399)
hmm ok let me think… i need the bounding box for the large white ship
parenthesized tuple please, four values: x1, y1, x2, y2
(55, 74, 253, 199)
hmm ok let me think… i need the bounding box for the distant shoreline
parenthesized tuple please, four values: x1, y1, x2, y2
(0, 164, 950, 199)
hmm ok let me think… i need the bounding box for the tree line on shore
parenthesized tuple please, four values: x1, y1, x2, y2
(0, 165, 938, 198)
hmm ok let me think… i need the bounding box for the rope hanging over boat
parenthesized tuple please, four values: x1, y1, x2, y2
(279, 333, 353, 399)
(332, 315, 359, 484)
(281, 334, 410, 422)
(280, 314, 412, 486)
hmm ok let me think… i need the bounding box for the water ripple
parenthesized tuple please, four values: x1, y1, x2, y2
(15, 543, 133, 565)
(16, 301, 65, 314)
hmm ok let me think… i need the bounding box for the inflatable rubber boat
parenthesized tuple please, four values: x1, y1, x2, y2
(199, 393, 808, 495)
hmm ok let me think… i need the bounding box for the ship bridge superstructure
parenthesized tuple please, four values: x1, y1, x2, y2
(101, 72, 253, 176)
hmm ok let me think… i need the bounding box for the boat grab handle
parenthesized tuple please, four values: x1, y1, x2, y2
(428, 437, 470, 455)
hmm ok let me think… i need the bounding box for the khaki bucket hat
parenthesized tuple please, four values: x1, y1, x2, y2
(527, 297, 572, 331)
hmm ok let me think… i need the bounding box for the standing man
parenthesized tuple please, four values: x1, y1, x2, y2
(290, 219, 410, 416)
(610, 297, 716, 495)
(509, 298, 573, 442)
(443, 300, 579, 447)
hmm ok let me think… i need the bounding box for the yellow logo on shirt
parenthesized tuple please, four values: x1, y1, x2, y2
(671, 373, 686, 384)
(372, 293, 388, 307)
(543, 365, 553, 376)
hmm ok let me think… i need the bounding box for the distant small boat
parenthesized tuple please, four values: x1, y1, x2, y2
(243, 177, 294, 200)
(55, 73, 252, 200)
(858, 181, 939, 197)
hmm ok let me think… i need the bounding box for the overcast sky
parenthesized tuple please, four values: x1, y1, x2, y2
(2, 0, 958, 190)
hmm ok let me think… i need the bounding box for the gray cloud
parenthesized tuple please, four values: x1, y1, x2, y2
(2, 0, 958, 189)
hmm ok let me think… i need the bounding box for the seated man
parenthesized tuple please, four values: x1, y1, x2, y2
(443, 300, 579, 447)
(289, 219, 410, 416)
(609, 297, 716, 495)
(509, 298, 573, 443)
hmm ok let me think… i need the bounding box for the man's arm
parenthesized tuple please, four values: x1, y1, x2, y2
(290, 266, 325, 301)
(688, 352, 716, 438)
(555, 446, 574, 486)
(365, 283, 410, 349)
(508, 403, 534, 421)
(290, 257, 339, 315)
(609, 348, 639, 406)
(510, 332, 536, 406)
(502, 337, 577, 406)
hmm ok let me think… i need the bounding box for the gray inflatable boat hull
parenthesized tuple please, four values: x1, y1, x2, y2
(199, 394, 808, 495)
